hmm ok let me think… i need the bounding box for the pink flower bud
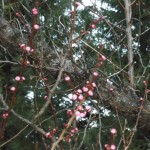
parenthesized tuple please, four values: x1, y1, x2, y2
(80, 111, 87, 117)
(2, 113, 8, 119)
(105, 144, 110, 150)
(110, 144, 116, 150)
(44, 77, 47, 81)
(46, 132, 53, 138)
(110, 128, 117, 134)
(74, 127, 78, 132)
(88, 90, 94, 96)
(71, 129, 75, 134)
(15, 76, 21, 81)
(10, 87, 16, 92)
(139, 97, 144, 101)
(66, 138, 71, 143)
(75, 111, 81, 117)
(25, 24, 30, 29)
(32, 8, 38, 15)
(109, 88, 114, 92)
(91, 24, 96, 29)
(99, 55, 106, 61)
(25, 46, 31, 52)
(86, 81, 90, 84)
(33, 24, 40, 30)
(22, 76, 25, 81)
(85, 105, 91, 112)
(63, 124, 68, 128)
(72, 94, 77, 101)
(20, 44, 26, 49)
(82, 86, 88, 92)
(26, 60, 30, 65)
(78, 94, 84, 101)
(143, 80, 147, 85)
(44, 96, 48, 100)
(93, 71, 99, 77)
(65, 76, 71, 82)
(16, 12, 21, 17)
(92, 82, 96, 87)
(77, 89, 82, 94)
(30, 49, 34, 52)
(77, 105, 83, 111)
(67, 110, 73, 116)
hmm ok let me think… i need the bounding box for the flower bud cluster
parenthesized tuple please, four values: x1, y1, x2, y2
(104, 128, 117, 150)
(2, 113, 9, 119)
(65, 127, 78, 143)
(19, 44, 35, 54)
(75, 105, 91, 118)
(15, 76, 25, 82)
(46, 128, 57, 138)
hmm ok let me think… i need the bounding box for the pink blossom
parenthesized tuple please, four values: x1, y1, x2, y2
(30, 49, 34, 52)
(78, 94, 84, 101)
(15, 76, 21, 81)
(75, 111, 80, 116)
(44, 96, 48, 100)
(20, 44, 26, 49)
(99, 55, 106, 61)
(16, 12, 21, 17)
(86, 81, 90, 84)
(71, 129, 76, 134)
(43, 77, 47, 81)
(82, 86, 88, 92)
(85, 105, 91, 112)
(91, 24, 96, 29)
(74, 127, 78, 132)
(72, 94, 77, 101)
(109, 88, 114, 92)
(67, 110, 73, 116)
(25, 24, 30, 29)
(32, 8, 38, 15)
(110, 128, 117, 134)
(92, 82, 96, 87)
(10, 87, 16, 92)
(65, 76, 71, 82)
(66, 138, 71, 143)
(77, 105, 83, 111)
(93, 71, 99, 77)
(22, 76, 25, 81)
(77, 89, 82, 94)
(33, 24, 40, 30)
(88, 90, 94, 96)
(46, 132, 53, 138)
(139, 97, 144, 101)
(143, 80, 147, 85)
(110, 144, 116, 150)
(26, 60, 30, 65)
(105, 144, 110, 150)
(80, 111, 87, 117)
(25, 46, 31, 52)
(2, 113, 8, 119)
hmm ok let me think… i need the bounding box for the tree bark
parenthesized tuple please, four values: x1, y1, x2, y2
(124, 0, 135, 87)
